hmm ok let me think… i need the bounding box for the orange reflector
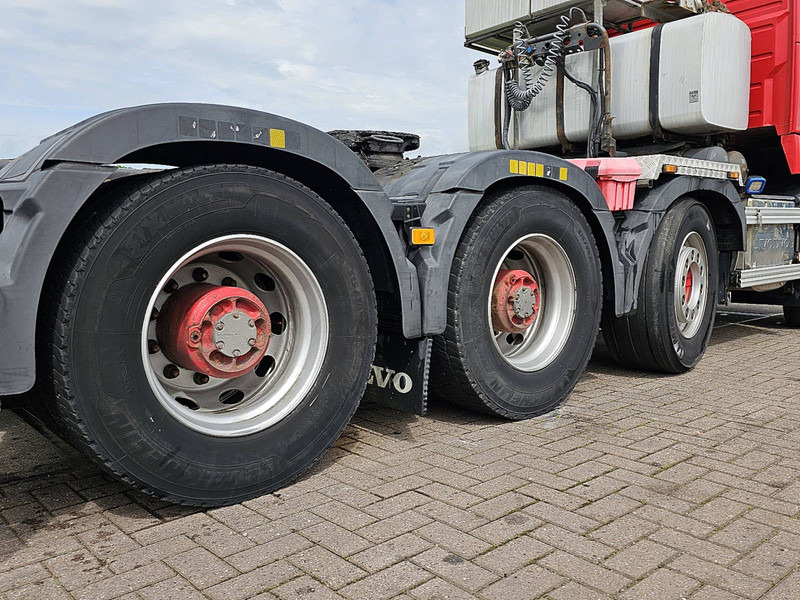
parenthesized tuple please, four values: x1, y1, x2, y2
(728, 171, 740, 179)
(411, 228, 436, 245)
(662, 164, 678, 174)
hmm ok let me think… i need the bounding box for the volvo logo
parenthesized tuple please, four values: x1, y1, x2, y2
(367, 365, 413, 394)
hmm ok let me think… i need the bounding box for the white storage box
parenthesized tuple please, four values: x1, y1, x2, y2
(467, 12, 751, 151)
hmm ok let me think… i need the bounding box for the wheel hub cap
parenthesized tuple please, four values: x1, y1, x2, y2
(157, 284, 271, 379)
(673, 232, 708, 339)
(491, 269, 540, 333)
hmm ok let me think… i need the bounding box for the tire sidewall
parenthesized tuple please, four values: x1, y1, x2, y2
(67, 167, 375, 503)
(455, 187, 601, 417)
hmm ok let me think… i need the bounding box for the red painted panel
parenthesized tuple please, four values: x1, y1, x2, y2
(725, 0, 793, 132)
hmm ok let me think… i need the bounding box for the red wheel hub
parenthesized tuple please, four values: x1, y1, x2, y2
(685, 268, 693, 301)
(156, 284, 271, 379)
(491, 269, 540, 333)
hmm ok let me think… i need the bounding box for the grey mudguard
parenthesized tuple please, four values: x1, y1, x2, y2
(619, 176, 745, 311)
(382, 150, 626, 335)
(0, 103, 420, 395)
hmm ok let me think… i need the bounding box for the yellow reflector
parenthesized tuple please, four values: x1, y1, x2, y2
(518, 161, 528, 175)
(411, 228, 436, 245)
(535, 163, 544, 177)
(663, 164, 678, 174)
(509, 159, 519, 174)
(559, 167, 568, 181)
(269, 128, 286, 148)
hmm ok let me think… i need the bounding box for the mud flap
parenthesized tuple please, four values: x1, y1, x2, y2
(362, 332, 431, 415)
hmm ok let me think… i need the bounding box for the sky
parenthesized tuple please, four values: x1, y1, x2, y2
(0, 0, 473, 160)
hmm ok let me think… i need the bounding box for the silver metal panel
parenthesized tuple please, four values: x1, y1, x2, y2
(745, 207, 800, 225)
(634, 154, 743, 185)
(733, 264, 800, 288)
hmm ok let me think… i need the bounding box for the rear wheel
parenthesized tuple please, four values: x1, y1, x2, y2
(430, 185, 602, 419)
(39, 164, 376, 506)
(785, 305, 800, 327)
(603, 198, 718, 373)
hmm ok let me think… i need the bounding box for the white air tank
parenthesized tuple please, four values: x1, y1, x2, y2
(467, 12, 751, 151)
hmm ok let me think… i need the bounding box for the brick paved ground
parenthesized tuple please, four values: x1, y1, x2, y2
(2, 305, 799, 600)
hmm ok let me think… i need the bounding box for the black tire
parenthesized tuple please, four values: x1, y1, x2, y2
(785, 305, 800, 327)
(602, 198, 718, 373)
(38, 164, 376, 506)
(430, 185, 602, 419)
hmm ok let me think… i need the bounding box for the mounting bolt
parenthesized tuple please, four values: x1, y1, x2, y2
(164, 279, 179, 293)
(216, 341, 225, 350)
(148, 339, 160, 354)
(216, 323, 224, 331)
(193, 373, 210, 385)
(151, 308, 160, 320)
(248, 338, 256, 346)
(163, 364, 180, 379)
(192, 267, 209, 282)
(232, 312, 240, 319)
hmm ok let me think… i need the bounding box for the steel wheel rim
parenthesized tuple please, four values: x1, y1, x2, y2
(141, 234, 329, 437)
(674, 231, 708, 339)
(488, 234, 578, 371)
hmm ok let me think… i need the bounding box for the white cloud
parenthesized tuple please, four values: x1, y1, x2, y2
(0, 0, 476, 158)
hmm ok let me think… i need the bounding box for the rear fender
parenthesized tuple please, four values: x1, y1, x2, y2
(0, 103, 419, 395)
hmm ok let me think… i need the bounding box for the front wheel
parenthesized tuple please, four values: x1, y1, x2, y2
(39, 165, 376, 506)
(430, 185, 603, 419)
(603, 198, 718, 373)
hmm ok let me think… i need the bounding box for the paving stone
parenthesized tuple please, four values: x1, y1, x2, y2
(473, 534, 551, 575)
(407, 577, 475, 600)
(44, 549, 113, 591)
(339, 560, 432, 600)
(349, 532, 432, 573)
(604, 538, 676, 578)
(71, 562, 175, 600)
(271, 574, 346, 599)
(4, 577, 72, 600)
(538, 549, 630, 595)
(669, 554, 771, 599)
(480, 564, 563, 600)
(205, 561, 300, 600)
(138, 575, 208, 600)
(532, 524, 615, 561)
(226, 533, 312, 572)
(619, 567, 701, 600)
(165, 546, 238, 588)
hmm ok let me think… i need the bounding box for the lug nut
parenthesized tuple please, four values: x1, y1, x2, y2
(221, 277, 237, 287)
(192, 267, 209, 282)
(151, 308, 160, 320)
(193, 373, 210, 385)
(148, 339, 160, 354)
(216, 341, 225, 349)
(163, 364, 180, 379)
(216, 323, 224, 331)
(164, 279, 179, 293)
(233, 350, 241, 357)
(232, 312, 240, 319)
(248, 338, 256, 346)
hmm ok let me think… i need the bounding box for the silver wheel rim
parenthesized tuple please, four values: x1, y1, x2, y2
(141, 234, 329, 437)
(674, 231, 708, 339)
(488, 234, 578, 371)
